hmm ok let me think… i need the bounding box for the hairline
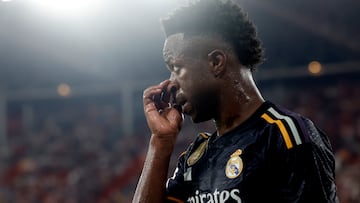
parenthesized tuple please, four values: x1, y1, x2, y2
(165, 32, 234, 59)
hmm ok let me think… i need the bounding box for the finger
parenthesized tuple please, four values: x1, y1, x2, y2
(143, 80, 171, 104)
(143, 80, 175, 116)
(144, 100, 169, 127)
(154, 80, 173, 109)
(166, 108, 183, 130)
(143, 86, 163, 108)
(153, 92, 163, 110)
(161, 81, 177, 105)
(158, 80, 171, 89)
(160, 87, 171, 105)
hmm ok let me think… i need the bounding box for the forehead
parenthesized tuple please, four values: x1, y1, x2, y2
(163, 33, 224, 61)
(163, 33, 187, 59)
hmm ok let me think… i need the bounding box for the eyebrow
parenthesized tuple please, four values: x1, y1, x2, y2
(163, 51, 173, 65)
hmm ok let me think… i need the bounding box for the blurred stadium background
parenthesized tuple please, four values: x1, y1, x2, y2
(0, 0, 359, 202)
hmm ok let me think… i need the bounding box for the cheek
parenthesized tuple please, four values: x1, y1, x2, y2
(177, 65, 208, 91)
(177, 69, 191, 88)
(178, 68, 187, 77)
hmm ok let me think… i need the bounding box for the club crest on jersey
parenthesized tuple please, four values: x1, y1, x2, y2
(225, 149, 243, 179)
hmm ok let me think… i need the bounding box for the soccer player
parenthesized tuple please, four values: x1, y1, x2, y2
(133, 0, 339, 202)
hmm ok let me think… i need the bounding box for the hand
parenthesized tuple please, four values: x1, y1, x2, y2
(143, 80, 183, 145)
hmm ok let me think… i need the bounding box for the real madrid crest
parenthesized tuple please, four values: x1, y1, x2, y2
(225, 149, 244, 179)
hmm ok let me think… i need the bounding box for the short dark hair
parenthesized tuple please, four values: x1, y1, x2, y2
(161, 0, 264, 70)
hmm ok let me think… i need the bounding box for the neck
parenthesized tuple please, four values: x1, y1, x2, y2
(214, 69, 264, 136)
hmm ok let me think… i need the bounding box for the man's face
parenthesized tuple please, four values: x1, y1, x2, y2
(162, 33, 218, 123)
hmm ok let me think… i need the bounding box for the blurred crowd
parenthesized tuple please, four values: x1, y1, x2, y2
(0, 97, 147, 203)
(0, 78, 359, 203)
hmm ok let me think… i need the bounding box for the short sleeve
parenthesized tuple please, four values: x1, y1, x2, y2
(165, 153, 187, 203)
(267, 119, 339, 202)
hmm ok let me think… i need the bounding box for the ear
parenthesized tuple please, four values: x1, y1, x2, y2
(207, 49, 227, 78)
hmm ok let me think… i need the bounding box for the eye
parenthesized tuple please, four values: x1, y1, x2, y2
(167, 63, 181, 73)
(173, 65, 180, 73)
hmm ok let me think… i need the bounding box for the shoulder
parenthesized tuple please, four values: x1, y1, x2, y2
(177, 132, 211, 159)
(259, 102, 319, 150)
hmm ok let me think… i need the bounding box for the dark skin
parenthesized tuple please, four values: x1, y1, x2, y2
(132, 33, 264, 203)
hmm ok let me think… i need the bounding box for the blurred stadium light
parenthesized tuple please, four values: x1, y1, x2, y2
(57, 83, 72, 97)
(308, 61, 322, 75)
(30, 0, 104, 18)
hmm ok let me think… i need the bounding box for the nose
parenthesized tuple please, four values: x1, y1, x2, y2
(169, 72, 176, 81)
(168, 73, 179, 93)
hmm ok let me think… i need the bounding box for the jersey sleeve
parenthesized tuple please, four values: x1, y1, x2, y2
(164, 152, 187, 203)
(164, 133, 211, 203)
(301, 120, 338, 202)
(266, 117, 339, 202)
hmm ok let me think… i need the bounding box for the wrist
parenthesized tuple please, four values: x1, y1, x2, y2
(149, 134, 177, 155)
